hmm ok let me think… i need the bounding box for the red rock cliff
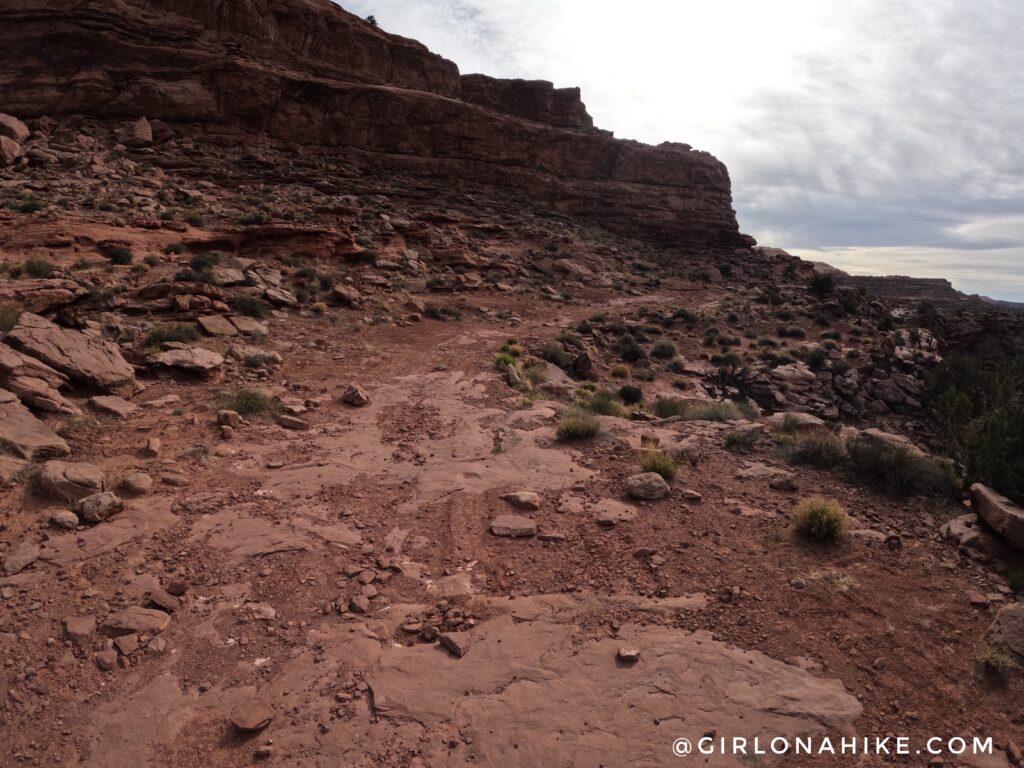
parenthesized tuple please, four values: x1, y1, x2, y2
(0, 0, 742, 246)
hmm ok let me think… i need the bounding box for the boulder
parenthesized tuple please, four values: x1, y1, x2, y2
(988, 603, 1024, 660)
(0, 113, 30, 142)
(100, 606, 171, 636)
(5, 313, 136, 396)
(197, 314, 239, 337)
(501, 491, 541, 510)
(0, 135, 22, 166)
(940, 513, 1012, 562)
(766, 412, 824, 432)
(340, 383, 370, 406)
(626, 472, 671, 501)
(972, 484, 1024, 551)
(38, 460, 106, 502)
(231, 700, 275, 732)
(332, 284, 362, 306)
(0, 279, 88, 314)
(0, 389, 70, 460)
(73, 491, 124, 523)
(63, 615, 97, 647)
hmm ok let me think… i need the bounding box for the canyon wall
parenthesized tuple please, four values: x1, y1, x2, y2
(0, 0, 742, 246)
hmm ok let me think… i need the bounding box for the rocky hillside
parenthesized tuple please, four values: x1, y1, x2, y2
(0, 0, 742, 247)
(0, 3, 1023, 768)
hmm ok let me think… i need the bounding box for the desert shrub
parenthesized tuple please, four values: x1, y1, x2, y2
(556, 409, 600, 441)
(218, 387, 281, 416)
(22, 258, 55, 278)
(634, 368, 656, 382)
(557, 331, 583, 349)
(846, 436, 960, 499)
(640, 449, 678, 480)
(0, 307, 19, 333)
(18, 198, 43, 213)
(107, 247, 133, 265)
(239, 210, 268, 225)
(145, 323, 199, 346)
(785, 429, 846, 468)
(618, 385, 643, 405)
(652, 397, 689, 418)
(976, 647, 1017, 684)
(809, 273, 835, 297)
(651, 341, 677, 359)
(792, 497, 849, 543)
(585, 389, 624, 417)
(311, 301, 327, 315)
(233, 295, 270, 318)
(685, 401, 744, 422)
(614, 334, 647, 363)
(164, 243, 185, 255)
(928, 352, 1024, 505)
(495, 352, 515, 368)
(576, 320, 593, 335)
(541, 344, 573, 370)
(777, 325, 807, 339)
(610, 365, 629, 379)
(190, 252, 221, 272)
(424, 304, 461, 321)
(724, 429, 759, 450)
(1009, 568, 1024, 593)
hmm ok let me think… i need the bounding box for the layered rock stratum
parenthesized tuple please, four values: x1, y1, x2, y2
(0, 0, 742, 247)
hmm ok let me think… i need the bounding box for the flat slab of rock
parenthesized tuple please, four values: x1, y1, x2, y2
(594, 499, 638, 527)
(197, 314, 239, 337)
(490, 514, 537, 538)
(766, 412, 824, 431)
(39, 460, 106, 502)
(5, 312, 136, 396)
(89, 395, 139, 419)
(63, 615, 97, 647)
(972, 483, 1024, 551)
(3, 541, 40, 575)
(231, 699, 275, 732)
(230, 316, 268, 336)
(0, 389, 69, 460)
(501, 491, 541, 510)
(625, 472, 670, 500)
(150, 346, 224, 378)
(100, 606, 171, 637)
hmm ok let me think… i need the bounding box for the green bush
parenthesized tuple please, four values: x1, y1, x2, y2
(846, 437, 959, 499)
(107, 247, 133, 265)
(234, 295, 270, 318)
(651, 341, 677, 359)
(541, 344, 573, 370)
(976, 647, 1017, 684)
(0, 307, 19, 333)
(809, 273, 835, 297)
(610, 365, 629, 379)
(190, 252, 222, 271)
(556, 409, 601, 441)
(614, 334, 647, 363)
(218, 387, 281, 416)
(618, 385, 643, 405)
(145, 323, 199, 346)
(22, 258, 55, 278)
(724, 429, 759, 450)
(684, 401, 745, 422)
(792, 497, 849, 543)
(785, 429, 846, 468)
(495, 352, 515, 368)
(585, 389, 624, 417)
(640, 449, 678, 480)
(652, 397, 689, 418)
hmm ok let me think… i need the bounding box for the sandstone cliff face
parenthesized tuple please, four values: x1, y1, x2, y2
(0, 0, 741, 246)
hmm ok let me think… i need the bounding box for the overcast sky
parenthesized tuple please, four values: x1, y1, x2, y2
(343, 0, 1024, 301)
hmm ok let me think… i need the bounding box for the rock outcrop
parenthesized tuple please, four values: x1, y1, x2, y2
(0, 0, 741, 247)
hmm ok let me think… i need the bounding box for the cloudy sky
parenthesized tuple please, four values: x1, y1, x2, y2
(343, 0, 1024, 301)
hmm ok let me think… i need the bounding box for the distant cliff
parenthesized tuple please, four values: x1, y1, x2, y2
(0, 0, 742, 247)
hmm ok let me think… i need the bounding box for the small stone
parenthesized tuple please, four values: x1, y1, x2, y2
(625, 472, 670, 501)
(439, 632, 471, 657)
(50, 509, 79, 530)
(122, 472, 153, 495)
(95, 650, 118, 671)
(278, 415, 309, 430)
(114, 633, 140, 656)
(489, 514, 537, 538)
(500, 491, 541, 510)
(165, 580, 189, 597)
(348, 595, 370, 614)
(147, 588, 180, 612)
(791, 578, 806, 590)
(220, 425, 234, 440)
(101, 606, 171, 636)
(72, 491, 123, 523)
(680, 489, 703, 501)
(218, 409, 241, 427)
(63, 616, 96, 647)
(770, 476, 798, 492)
(340, 383, 370, 407)
(140, 437, 161, 458)
(617, 647, 641, 663)
(231, 700, 275, 732)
